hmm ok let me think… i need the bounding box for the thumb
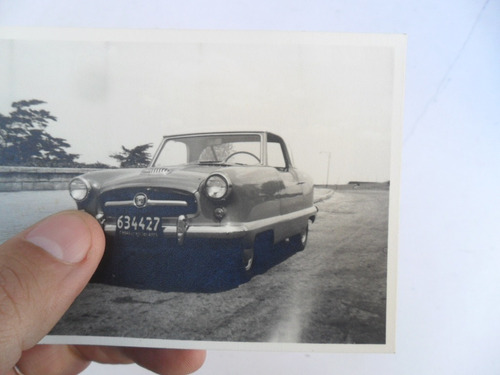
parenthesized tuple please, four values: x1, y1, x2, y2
(0, 211, 105, 373)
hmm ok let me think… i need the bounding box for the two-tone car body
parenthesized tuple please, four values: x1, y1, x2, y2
(69, 131, 317, 271)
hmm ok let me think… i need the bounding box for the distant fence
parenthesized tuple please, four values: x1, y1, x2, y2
(0, 166, 99, 192)
(1, 167, 391, 193)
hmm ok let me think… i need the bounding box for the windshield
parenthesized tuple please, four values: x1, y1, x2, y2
(152, 133, 262, 167)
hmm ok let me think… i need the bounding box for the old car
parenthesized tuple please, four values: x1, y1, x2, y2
(69, 131, 317, 272)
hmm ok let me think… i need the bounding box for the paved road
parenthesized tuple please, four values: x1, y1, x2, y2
(50, 188, 389, 345)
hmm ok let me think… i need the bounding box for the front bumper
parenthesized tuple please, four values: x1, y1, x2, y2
(103, 215, 248, 245)
(102, 205, 318, 246)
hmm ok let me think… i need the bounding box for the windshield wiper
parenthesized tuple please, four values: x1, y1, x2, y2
(196, 160, 232, 166)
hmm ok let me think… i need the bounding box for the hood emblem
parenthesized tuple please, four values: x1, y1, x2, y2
(134, 193, 148, 208)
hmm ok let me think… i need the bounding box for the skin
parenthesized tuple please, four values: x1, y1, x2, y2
(0, 211, 206, 375)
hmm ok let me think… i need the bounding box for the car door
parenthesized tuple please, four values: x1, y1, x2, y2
(266, 138, 304, 216)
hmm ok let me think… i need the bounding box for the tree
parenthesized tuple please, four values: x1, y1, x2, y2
(110, 143, 153, 168)
(81, 161, 113, 169)
(0, 99, 80, 167)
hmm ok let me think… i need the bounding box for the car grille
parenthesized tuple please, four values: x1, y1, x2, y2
(99, 187, 197, 218)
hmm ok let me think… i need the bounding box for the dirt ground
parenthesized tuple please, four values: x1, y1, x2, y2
(50, 187, 390, 345)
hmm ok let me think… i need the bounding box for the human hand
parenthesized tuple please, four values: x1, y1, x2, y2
(0, 211, 206, 375)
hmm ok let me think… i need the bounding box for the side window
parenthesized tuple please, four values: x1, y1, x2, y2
(267, 141, 287, 170)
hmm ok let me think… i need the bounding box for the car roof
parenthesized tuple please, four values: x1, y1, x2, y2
(162, 131, 282, 140)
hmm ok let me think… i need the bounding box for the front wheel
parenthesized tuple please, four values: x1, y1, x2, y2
(290, 224, 308, 251)
(242, 247, 255, 272)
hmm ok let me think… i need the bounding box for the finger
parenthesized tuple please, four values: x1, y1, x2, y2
(15, 344, 136, 375)
(121, 347, 207, 375)
(75, 346, 206, 375)
(16, 345, 206, 375)
(15, 345, 91, 375)
(0, 211, 105, 374)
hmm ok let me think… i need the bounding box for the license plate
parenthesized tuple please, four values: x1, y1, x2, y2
(116, 215, 162, 236)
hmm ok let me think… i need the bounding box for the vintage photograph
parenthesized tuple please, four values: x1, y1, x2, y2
(0, 29, 404, 351)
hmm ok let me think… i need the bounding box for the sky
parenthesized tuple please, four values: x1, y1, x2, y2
(0, 30, 404, 184)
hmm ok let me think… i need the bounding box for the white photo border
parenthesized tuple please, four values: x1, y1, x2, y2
(1, 27, 405, 353)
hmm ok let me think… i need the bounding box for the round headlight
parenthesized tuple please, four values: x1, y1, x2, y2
(69, 178, 90, 201)
(205, 174, 231, 200)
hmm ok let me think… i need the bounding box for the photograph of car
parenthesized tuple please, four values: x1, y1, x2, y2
(0, 29, 403, 350)
(69, 131, 318, 277)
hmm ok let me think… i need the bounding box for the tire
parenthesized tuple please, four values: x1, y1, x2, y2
(241, 231, 273, 275)
(290, 224, 308, 251)
(242, 247, 255, 272)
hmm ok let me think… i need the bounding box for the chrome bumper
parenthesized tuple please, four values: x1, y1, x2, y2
(102, 205, 317, 245)
(103, 215, 247, 245)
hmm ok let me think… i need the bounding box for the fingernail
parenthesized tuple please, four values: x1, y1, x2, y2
(25, 213, 92, 264)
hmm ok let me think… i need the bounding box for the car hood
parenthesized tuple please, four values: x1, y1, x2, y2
(89, 165, 224, 194)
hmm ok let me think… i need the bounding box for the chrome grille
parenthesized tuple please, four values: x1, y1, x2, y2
(100, 188, 197, 218)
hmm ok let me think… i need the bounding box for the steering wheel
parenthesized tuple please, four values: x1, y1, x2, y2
(223, 151, 261, 164)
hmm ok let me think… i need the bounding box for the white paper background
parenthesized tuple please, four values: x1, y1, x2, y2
(1, 1, 499, 374)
